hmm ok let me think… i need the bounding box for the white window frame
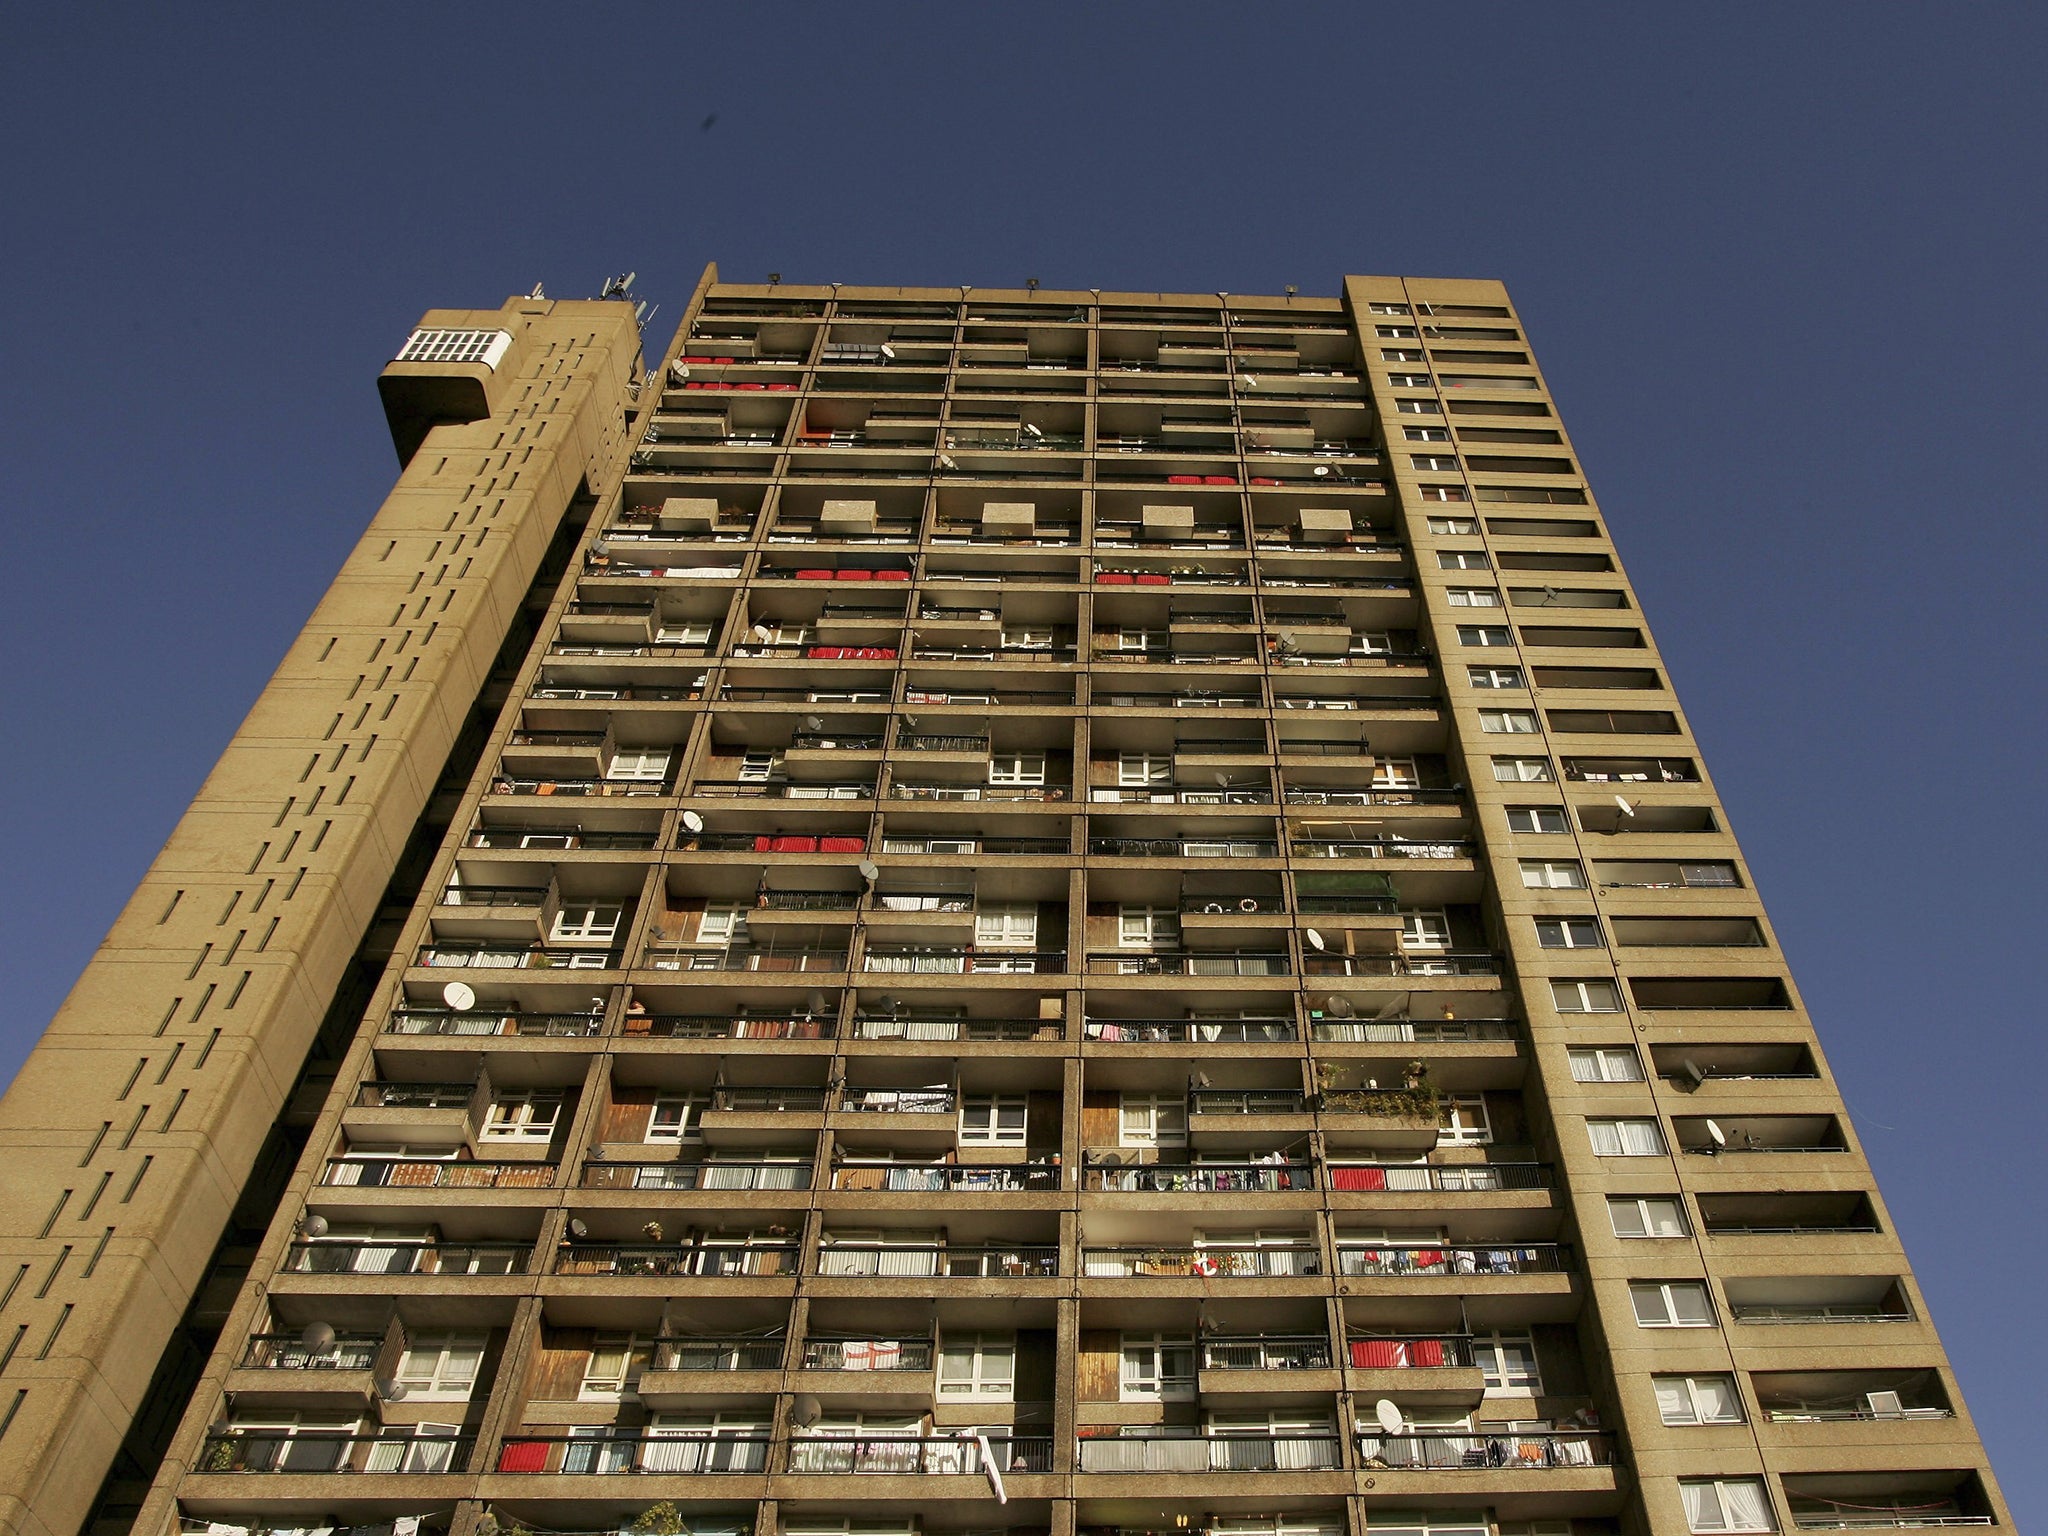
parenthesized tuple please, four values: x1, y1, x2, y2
(1631, 1281, 1716, 1329)
(1655, 1375, 1745, 1426)
(1472, 1331, 1541, 1394)
(737, 751, 780, 783)
(1436, 1093, 1492, 1146)
(959, 1094, 1028, 1146)
(1348, 630, 1395, 656)
(1469, 666, 1525, 689)
(580, 1331, 652, 1400)
(1611, 1197, 1689, 1238)
(1536, 917, 1604, 949)
(1118, 904, 1180, 948)
(1427, 515, 1477, 533)
(697, 904, 748, 945)
(1446, 587, 1500, 607)
(550, 903, 622, 942)
(1494, 756, 1553, 782)
(655, 620, 713, 645)
(1506, 805, 1569, 833)
(1398, 909, 1451, 951)
(1589, 1118, 1666, 1157)
(1371, 757, 1420, 788)
(1553, 978, 1623, 1012)
(646, 1094, 707, 1143)
(606, 749, 672, 783)
(1119, 1092, 1188, 1149)
(1115, 628, 1162, 652)
(394, 1331, 485, 1400)
(1438, 548, 1490, 569)
(974, 903, 1039, 948)
(1404, 425, 1451, 441)
(1116, 752, 1171, 787)
(1459, 625, 1511, 646)
(1520, 858, 1586, 888)
(988, 752, 1047, 786)
(936, 1331, 1016, 1399)
(1570, 1046, 1643, 1082)
(1680, 1477, 1776, 1533)
(1120, 1333, 1197, 1401)
(480, 1091, 563, 1143)
(1479, 709, 1538, 734)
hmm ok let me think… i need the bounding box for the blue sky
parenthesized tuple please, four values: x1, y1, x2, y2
(1, 2, 2042, 1515)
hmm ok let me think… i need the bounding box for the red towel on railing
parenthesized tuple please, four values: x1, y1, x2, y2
(1096, 572, 1134, 584)
(1135, 573, 1171, 585)
(1168, 474, 1202, 485)
(1331, 1166, 1388, 1191)
(1350, 1339, 1403, 1369)
(835, 569, 873, 581)
(875, 569, 910, 581)
(497, 1441, 549, 1472)
(808, 646, 845, 659)
(1406, 1338, 1445, 1367)
(771, 836, 818, 852)
(795, 569, 833, 581)
(820, 836, 866, 852)
(1203, 475, 1237, 485)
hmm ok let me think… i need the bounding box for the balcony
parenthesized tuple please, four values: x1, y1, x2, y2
(554, 1242, 798, 1277)
(283, 1239, 529, 1276)
(622, 1011, 835, 1040)
(643, 943, 849, 973)
(1088, 836, 1282, 859)
(831, 1163, 1061, 1193)
(416, 942, 618, 971)
(1335, 1242, 1568, 1277)
(582, 1160, 812, 1191)
(1309, 1016, 1517, 1045)
(1329, 1162, 1551, 1192)
(1354, 1427, 1610, 1471)
(320, 1158, 556, 1189)
(1084, 1017, 1297, 1044)
(1203, 1333, 1335, 1370)
(197, 1430, 473, 1476)
(1082, 1245, 1320, 1278)
(1303, 951, 1502, 978)
(847, 1015, 1059, 1042)
(799, 1336, 935, 1371)
(1088, 950, 1290, 977)
(1783, 1471, 1993, 1529)
(816, 1243, 1058, 1278)
(1077, 1432, 1341, 1473)
(238, 1331, 382, 1372)
(784, 1432, 1053, 1475)
(862, 947, 1067, 974)
(1085, 1158, 1311, 1193)
(495, 1431, 769, 1475)
(1290, 836, 1474, 861)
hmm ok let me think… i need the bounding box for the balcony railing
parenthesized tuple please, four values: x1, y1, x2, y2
(643, 944, 849, 972)
(1304, 951, 1503, 978)
(554, 1243, 799, 1278)
(353, 1082, 473, 1110)
(416, 943, 618, 970)
(1088, 837, 1281, 858)
(847, 1016, 1052, 1041)
(284, 1240, 530, 1276)
(1189, 1089, 1308, 1115)
(1335, 1243, 1568, 1277)
(816, 1244, 1059, 1277)
(1729, 1304, 1915, 1324)
(1291, 837, 1474, 860)
(1310, 1017, 1517, 1044)
(651, 1336, 786, 1372)
(799, 1337, 935, 1371)
(198, 1431, 474, 1476)
(1082, 1245, 1320, 1278)
(712, 1085, 831, 1112)
(1202, 1334, 1335, 1370)
(495, 1432, 770, 1474)
(321, 1158, 556, 1189)
(840, 1088, 955, 1112)
(467, 826, 659, 850)
(831, 1163, 1060, 1193)
(1286, 787, 1463, 807)
(1354, 1428, 1611, 1470)
(582, 1161, 812, 1191)
(1328, 1162, 1551, 1192)
(435, 884, 551, 908)
(862, 947, 1067, 974)
(1086, 1160, 1311, 1193)
(1342, 1334, 1479, 1369)
(785, 1433, 1053, 1474)
(1088, 950, 1290, 976)
(1084, 1018, 1297, 1044)
(623, 1013, 835, 1040)
(239, 1332, 382, 1371)
(1077, 1433, 1341, 1472)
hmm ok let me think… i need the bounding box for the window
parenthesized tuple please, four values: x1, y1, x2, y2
(1383, 349, 1426, 363)
(1387, 373, 1434, 388)
(1611, 1197, 1689, 1238)
(1438, 549, 1490, 570)
(1552, 977, 1622, 1011)
(697, 904, 747, 944)
(394, 1332, 485, 1400)
(1120, 1092, 1188, 1148)
(480, 1091, 562, 1142)
(550, 903, 621, 942)
(1472, 1332, 1541, 1393)
(1378, 325, 1419, 339)
(1404, 425, 1449, 440)
(737, 751, 779, 783)
(988, 752, 1047, 785)
(1399, 909, 1451, 950)
(1364, 1515, 1490, 1536)
(1118, 905, 1179, 947)
(1680, 1478, 1775, 1532)
(974, 904, 1038, 947)
(1413, 455, 1460, 471)
(1479, 709, 1538, 733)
(581, 1332, 652, 1399)
(1437, 1094, 1491, 1145)
(606, 748, 672, 782)
(397, 327, 512, 367)
(1115, 628, 1161, 652)
(1589, 1118, 1665, 1156)
(1117, 752, 1171, 787)
(1520, 858, 1585, 888)
(1369, 302, 1412, 315)
(1492, 756, 1552, 782)
(959, 1095, 1028, 1146)
(1396, 398, 1442, 415)
(1656, 1375, 1745, 1426)
(1372, 758, 1420, 788)
(1427, 515, 1477, 534)
(1349, 630, 1394, 655)
(1632, 1281, 1716, 1329)
(1468, 666, 1524, 689)
(1505, 805, 1568, 833)
(1537, 917, 1604, 948)
(1120, 1333, 1197, 1400)
(1416, 484, 1468, 502)
(937, 1332, 1016, 1399)
(1570, 1047, 1643, 1082)
(1459, 625, 1511, 647)
(1001, 625, 1053, 649)
(655, 620, 712, 645)
(647, 1095, 706, 1142)
(1445, 587, 1500, 607)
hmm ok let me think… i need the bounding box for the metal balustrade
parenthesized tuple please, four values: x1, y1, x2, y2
(1334, 1242, 1568, 1277)
(321, 1158, 555, 1189)
(1082, 1246, 1321, 1278)
(1354, 1428, 1611, 1470)
(284, 1240, 530, 1276)
(198, 1432, 474, 1475)
(1078, 1433, 1341, 1472)
(1084, 1018, 1297, 1044)
(1086, 1160, 1311, 1193)
(581, 1161, 811, 1191)
(239, 1333, 382, 1371)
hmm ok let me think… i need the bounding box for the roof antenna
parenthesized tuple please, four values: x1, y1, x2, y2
(529, 282, 547, 301)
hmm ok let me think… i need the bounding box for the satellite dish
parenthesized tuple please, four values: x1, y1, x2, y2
(754, 623, 773, 642)
(1213, 771, 1231, 788)
(1374, 1398, 1404, 1436)
(858, 860, 880, 882)
(442, 981, 477, 1012)
(1024, 422, 1044, 438)
(374, 1378, 409, 1402)
(790, 1393, 823, 1428)
(1705, 1119, 1728, 1147)
(1313, 465, 1331, 477)
(938, 453, 959, 470)
(1238, 375, 1259, 389)
(880, 344, 897, 360)
(300, 1321, 336, 1354)
(1324, 995, 1356, 1018)
(1614, 795, 1637, 817)
(806, 990, 830, 1016)
(682, 810, 705, 833)
(1305, 929, 1327, 952)
(801, 715, 825, 732)
(874, 994, 897, 1011)
(568, 1218, 590, 1239)
(1098, 1152, 1123, 1167)
(1194, 1071, 1213, 1089)
(1678, 1058, 1707, 1091)
(300, 1214, 329, 1239)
